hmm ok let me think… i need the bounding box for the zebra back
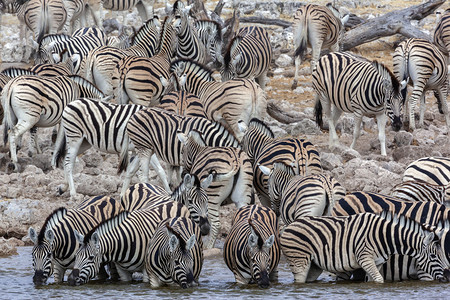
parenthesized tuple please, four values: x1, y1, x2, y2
(30, 61, 73, 76)
(433, 9, 450, 55)
(239, 118, 274, 162)
(127, 16, 160, 57)
(121, 183, 169, 211)
(68, 75, 105, 98)
(158, 90, 207, 118)
(391, 180, 447, 204)
(1, 67, 37, 78)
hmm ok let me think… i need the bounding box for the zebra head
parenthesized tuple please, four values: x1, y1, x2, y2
(238, 118, 274, 161)
(415, 230, 450, 282)
(177, 130, 206, 173)
(221, 36, 244, 82)
(68, 230, 102, 286)
(247, 220, 275, 288)
(29, 227, 55, 285)
(194, 20, 224, 67)
(171, 173, 212, 236)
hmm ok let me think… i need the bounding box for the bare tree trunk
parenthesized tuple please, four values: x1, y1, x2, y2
(266, 100, 303, 124)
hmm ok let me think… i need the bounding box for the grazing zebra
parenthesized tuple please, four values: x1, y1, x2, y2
(158, 90, 207, 118)
(146, 216, 203, 288)
(291, 3, 348, 89)
(313, 52, 406, 156)
(281, 211, 450, 283)
(223, 205, 280, 288)
(1, 74, 105, 171)
(114, 16, 176, 106)
(393, 38, 449, 130)
(68, 201, 190, 285)
(433, 8, 450, 55)
(391, 180, 447, 205)
(403, 157, 450, 201)
(259, 162, 345, 225)
(332, 191, 450, 281)
(178, 130, 254, 249)
(52, 98, 144, 197)
(194, 19, 224, 66)
(28, 195, 123, 284)
(123, 107, 239, 194)
(35, 32, 71, 63)
(171, 58, 267, 141)
(220, 26, 272, 90)
(80, 17, 160, 96)
(239, 118, 322, 207)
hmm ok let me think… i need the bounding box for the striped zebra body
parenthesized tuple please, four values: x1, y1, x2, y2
(223, 205, 280, 288)
(36, 32, 72, 63)
(171, 58, 267, 141)
(332, 191, 450, 281)
(146, 216, 203, 288)
(101, 0, 153, 23)
(81, 17, 160, 96)
(52, 98, 144, 197)
(158, 90, 207, 118)
(68, 201, 190, 285)
(391, 180, 447, 205)
(434, 9, 450, 55)
(194, 19, 223, 66)
(239, 118, 322, 207)
(291, 3, 347, 89)
(313, 52, 405, 156)
(61, 0, 102, 34)
(1, 74, 104, 171)
(403, 156, 450, 201)
(393, 38, 449, 130)
(123, 107, 239, 194)
(221, 26, 272, 90)
(114, 16, 176, 106)
(28, 195, 123, 284)
(281, 212, 450, 283)
(30, 61, 73, 75)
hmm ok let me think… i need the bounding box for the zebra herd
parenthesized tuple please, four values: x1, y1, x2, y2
(0, 0, 449, 290)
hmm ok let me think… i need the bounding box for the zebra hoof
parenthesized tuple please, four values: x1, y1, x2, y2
(57, 186, 65, 196)
(7, 162, 19, 173)
(291, 81, 298, 90)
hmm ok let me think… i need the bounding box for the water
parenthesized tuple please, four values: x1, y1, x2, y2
(1, 247, 449, 299)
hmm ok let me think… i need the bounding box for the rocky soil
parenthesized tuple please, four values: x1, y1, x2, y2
(0, 0, 449, 256)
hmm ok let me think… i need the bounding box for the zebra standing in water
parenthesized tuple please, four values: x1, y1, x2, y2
(291, 3, 348, 89)
(281, 211, 450, 283)
(393, 38, 449, 130)
(28, 195, 123, 284)
(220, 26, 272, 90)
(433, 8, 450, 55)
(403, 156, 450, 201)
(313, 52, 406, 156)
(259, 162, 345, 224)
(2, 75, 105, 171)
(68, 201, 190, 285)
(239, 118, 322, 207)
(223, 205, 280, 288)
(146, 216, 203, 288)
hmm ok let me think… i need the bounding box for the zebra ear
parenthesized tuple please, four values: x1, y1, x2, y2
(341, 14, 349, 25)
(160, 76, 169, 88)
(201, 174, 213, 189)
(423, 232, 435, 246)
(186, 234, 196, 251)
(259, 165, 271, 176)
(237, 120, 248, 133)
(400, 79, 408, 90)
(231, 53, 241, 68)
(248, 230, 258, 248)
(169, 234, 179, 253)
(29, 227, 38, 244)
(45, 229, 55, 245)
(177, 132, 188, 144)
(183, 173, 194, 189)
(264, 235, 275, 248)
(91, 231, 100, 248)
(74, 230, 85, 245)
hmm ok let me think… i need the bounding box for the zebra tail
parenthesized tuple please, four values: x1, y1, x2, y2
(118, 137, 129, 174)
(1, 80, 14, 146)
(294, 17, 308, 59)
(54, 134, 67, 168)
(314, 98, 324, 129)
(36, 3, 48, 44)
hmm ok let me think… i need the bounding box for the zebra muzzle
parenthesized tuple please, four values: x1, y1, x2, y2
(32, 270, 47, 285)
(68, 269, 80, 286)
(440, 269, 450, 283)
(199, 217, 210, 236)
(257, 270, 270, 289)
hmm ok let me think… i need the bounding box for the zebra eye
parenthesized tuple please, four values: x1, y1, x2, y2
(430, 254, 437, 260)
(47, 253, 52, 258)
(89, 256, 95, 260)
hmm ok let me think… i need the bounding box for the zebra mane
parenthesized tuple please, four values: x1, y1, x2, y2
(38, 207, 67, 244)
(166, 220, 186, 250)
(68, 75, 105, 97)
(170, 58, 215, 82)
(131, 16, 160, 46)
(1, 67, 37, 78)
(378, 210, 430, 237)
(372, 61, 401, 95)
(224, 36, 243, 66)
(156, 15, 174, 53)
(248, 219, 264, 249)
(83, 211, 130, 244)
(172, 173, 201, 199)
(249, 118, 275, 139)
(195, 19, 222, 42)
(273, 161, 295, 176)
(38, 33, 71, 50)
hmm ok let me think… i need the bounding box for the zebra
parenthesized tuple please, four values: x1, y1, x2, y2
(178, 130, 254, 249)
(433, 8, 450, 55)
(158, 90, 207, 119)
(223, 205, 280, 288)
(332, 191, 450, 281)
(393, 38, 449, 130)
(194, 19, 224, 66)
(60, 0, 102, 34)
(35, 32, 72, 64)
(52, 98, 144, 198)
(1, 74, 105, 171)
(391, 180, 447, 205)
(113, 15, 176, 106)
(67, 201, 190, 285)
(281, 211, 450, 283)
(238, 118, 322, 207)
(123, 107, 239, 194)
(80, 16, 160, 96)
(171, 58, 267, 141)
(146, 216, 203, 288)
(313, 52, 406, 156)
(28, 195, 123, 284)
(403, 156, 450, 201)
(259, 161, 345, 225)
(291, 3, 348, 89)
(220, 26, 272, 90)
(101, 0, 154, 25)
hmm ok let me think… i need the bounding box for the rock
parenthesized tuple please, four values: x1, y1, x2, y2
(0, 238, 18, 257)
(203, 248, 221, 258)
(414, 128, 435, 145)
(290, 119, 321, 136)
(392, 145, 431, 163)
(275, 54, 293, 68)
(341, 148, 361, 161)
(320, 152, 343, 171)
(393, 131, 413, 147)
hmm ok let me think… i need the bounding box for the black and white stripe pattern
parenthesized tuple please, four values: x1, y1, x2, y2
(391, 180, 447, 205)
(28, 195, 123, 284)
(433, 9, 450, 56)
(393, 38, 449, 130)
(281, 211, 450, 283)
(158, 90, 207, 118)
(102, 0, 154, 24)
(194, 19, 224, 66)
(223, 205, 280, 288)
(313, 52, 406, 156)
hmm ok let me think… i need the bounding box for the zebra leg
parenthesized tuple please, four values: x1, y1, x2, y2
(115, 265, 133, 282)
(61, 138, 89, 197)
(286, 254, 313, 283)
(310, 40, 324, 73)
(418, 93, 426, 128)
(357, 254, 384, 283)
(436, 85, 450, 127)
(149, 154, 171, 192)
(291, 56, 302, 90)
(408, 83, 426, 131)
(53, 265, 66, 283)
(121, 155, 141, 197)
(256, 72, 267, 90)
(327, 104, 340, 149)
(8, 119, 34, 172)
(233, 270, 250, 285)
(28, 127, 41, 156)
(205, 202, 220, 249)
(147, 266, 164, 288)
(349, 113, 363, 152)
(375, 112, 387, 156)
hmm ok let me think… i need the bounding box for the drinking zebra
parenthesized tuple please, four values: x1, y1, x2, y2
(281, 211, 450, 283)
(393, 38, 449, 130)
(146, 216, 203, 288)
(223, 205, 280, 288)
(291, 3, 348, 89)
(28, 195, 123, 284)
(313, 52, 406, 156)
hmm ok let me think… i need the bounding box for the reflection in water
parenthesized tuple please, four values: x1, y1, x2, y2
(1, 247, 449, 299)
